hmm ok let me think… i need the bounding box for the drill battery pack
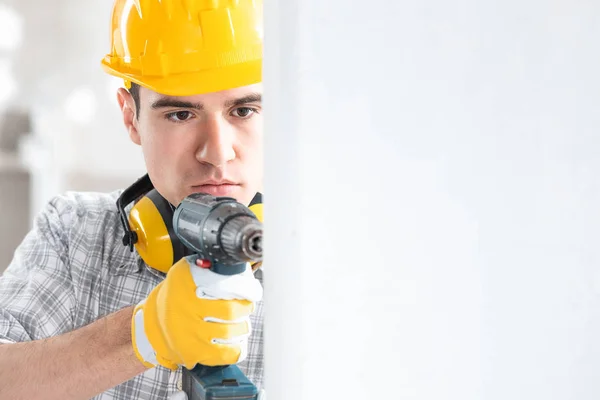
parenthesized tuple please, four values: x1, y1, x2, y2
(182, 365, 259, 400)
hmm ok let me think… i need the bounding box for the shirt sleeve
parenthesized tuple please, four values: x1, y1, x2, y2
(0, 196, 76, 343)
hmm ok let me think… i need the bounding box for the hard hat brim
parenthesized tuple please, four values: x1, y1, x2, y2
(101, 59, 262, 97)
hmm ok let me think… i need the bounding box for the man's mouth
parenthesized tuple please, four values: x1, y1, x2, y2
(191, 182, 240, 197)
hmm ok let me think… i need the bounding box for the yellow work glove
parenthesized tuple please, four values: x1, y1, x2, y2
(131, 255, 263, 370)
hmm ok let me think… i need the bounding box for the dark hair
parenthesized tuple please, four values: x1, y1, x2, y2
(129, 82, 141, 118)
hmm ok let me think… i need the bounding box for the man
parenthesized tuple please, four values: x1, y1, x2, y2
(0, 0, 265, 398)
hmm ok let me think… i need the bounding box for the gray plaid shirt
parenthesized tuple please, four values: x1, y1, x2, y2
(0, 190, 264, 399)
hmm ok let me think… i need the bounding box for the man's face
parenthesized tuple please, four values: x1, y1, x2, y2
(117, 84, 263, 206)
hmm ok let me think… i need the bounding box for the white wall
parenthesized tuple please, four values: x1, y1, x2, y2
(264, 0, 600, 399)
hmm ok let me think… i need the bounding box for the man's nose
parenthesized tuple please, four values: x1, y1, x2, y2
(195, 116, 236, 167)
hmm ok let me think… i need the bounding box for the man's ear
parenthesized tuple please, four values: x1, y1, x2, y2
(116, 88, 141, 145)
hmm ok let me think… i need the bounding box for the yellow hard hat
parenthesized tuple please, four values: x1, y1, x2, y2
(100, 0, 263, 96)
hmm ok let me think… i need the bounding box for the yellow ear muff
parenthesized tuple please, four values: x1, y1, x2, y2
(128, 189, 186, 274)
(248, 203, 263, 223)
(248, 197, 263, 271)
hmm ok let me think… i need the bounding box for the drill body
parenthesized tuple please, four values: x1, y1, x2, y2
(172, 193, 263, 400)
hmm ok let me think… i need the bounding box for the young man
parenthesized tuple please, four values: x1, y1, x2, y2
(0, 0, 264, 399)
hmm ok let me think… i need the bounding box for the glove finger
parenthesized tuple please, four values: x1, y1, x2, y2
(185, 318, 250, 346)
(196, 298, 255, 321)
(189, 262, 263, 302)
(195, 340, 248, 366)
(197, 277, 263, 302)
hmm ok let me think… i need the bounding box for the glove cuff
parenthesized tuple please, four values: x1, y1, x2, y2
(131, 300, 160, 369)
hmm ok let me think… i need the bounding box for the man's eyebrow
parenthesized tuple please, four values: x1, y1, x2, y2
(151, 98, 204, 110)
(224, 93, 262, 108)
(150, 93, 262, 110)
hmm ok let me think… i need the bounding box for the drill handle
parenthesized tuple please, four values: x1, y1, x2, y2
(182, 364, 258, 400)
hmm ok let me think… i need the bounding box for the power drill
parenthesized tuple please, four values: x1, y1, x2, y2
(172, 193, 263, 400)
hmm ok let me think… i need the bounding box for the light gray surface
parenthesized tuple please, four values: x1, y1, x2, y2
(0, 110, 30, 152)
(0, 153, 29, 274)
(63, 171, 134, 194)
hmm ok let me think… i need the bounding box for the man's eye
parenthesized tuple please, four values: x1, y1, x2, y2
(232, 107, 257, 118)
(166, 111, 194, 122)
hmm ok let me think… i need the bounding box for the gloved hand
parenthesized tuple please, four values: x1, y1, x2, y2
(131, 255, 263, 370)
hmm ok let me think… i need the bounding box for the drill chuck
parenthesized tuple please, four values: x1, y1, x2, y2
(220, 215, 263, 262)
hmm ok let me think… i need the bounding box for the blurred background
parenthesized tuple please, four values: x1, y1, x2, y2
(0, 0, 146, 271)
